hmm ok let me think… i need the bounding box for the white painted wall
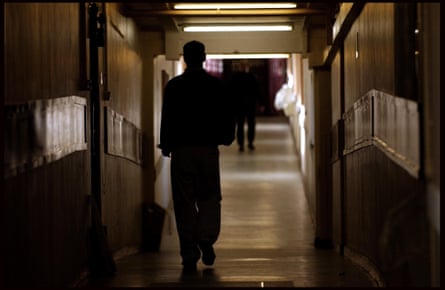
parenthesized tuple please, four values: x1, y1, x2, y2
(301, 57, 316, 221)
(286, 53, 315, 221)
(287, 53, 305, 170)
(153, 55, 182, 208)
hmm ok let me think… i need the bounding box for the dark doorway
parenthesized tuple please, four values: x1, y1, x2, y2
(221, 59, 288, 116)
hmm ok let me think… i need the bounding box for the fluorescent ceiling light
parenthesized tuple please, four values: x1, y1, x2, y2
(184, 25, 292, 32)
(207, 53, 289, 59)
(174, 3, 297, 10)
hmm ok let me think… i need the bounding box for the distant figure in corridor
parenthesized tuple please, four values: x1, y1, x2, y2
(158, 40, 235, 272)
(230, 61, 263, 152)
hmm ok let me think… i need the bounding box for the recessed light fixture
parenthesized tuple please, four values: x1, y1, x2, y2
(183, 25, 292, 32)
(207, 53, 289, 59)
(174, 3, 297, 10)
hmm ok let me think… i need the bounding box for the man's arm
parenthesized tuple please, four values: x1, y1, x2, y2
(159, 83, 174, 157)
(218, 80, 236, 146)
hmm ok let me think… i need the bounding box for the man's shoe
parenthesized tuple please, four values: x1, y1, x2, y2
(248, 144, 255, 151)
(182, 261, 198, 274)
(199, 244, 216, 266)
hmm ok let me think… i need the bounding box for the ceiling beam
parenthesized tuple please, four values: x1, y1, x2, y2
(322, 3, 365, 67)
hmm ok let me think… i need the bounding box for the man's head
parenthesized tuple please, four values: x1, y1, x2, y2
(183, 40, 206, 68)
(240, 59, 250, 72)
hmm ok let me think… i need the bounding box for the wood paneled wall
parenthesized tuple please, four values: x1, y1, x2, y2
(106, 3, 142, 128)
(4, 3, 90, 287)
(344, 146, 429, 286)
(4, 153, 90, 287)
(344, 3, 395, 110)
(335, 3, 430, 286)
(420, 4, 440, 286)
(4, 3, 85, 103)
(101, 3, 144, 252)
(3, 2, 148, 286)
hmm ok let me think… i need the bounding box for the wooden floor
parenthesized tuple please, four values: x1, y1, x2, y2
(86, 116, 377, 288)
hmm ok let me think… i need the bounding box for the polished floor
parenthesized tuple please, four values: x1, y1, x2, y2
(86, 116, 377, 288)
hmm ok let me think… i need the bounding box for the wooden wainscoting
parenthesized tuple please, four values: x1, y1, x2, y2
(104, 107, 143, 165)
(343, 89, 419, 178)
(4, 96, 87, 178)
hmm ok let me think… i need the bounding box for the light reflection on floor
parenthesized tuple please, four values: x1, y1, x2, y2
(85, 116, 377, 288)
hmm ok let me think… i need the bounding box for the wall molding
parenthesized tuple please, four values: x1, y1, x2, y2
(104, 107, 143, 165)
(4, 96, 87, 178)
(343, 89, 420, 178)
(344, 246, 386, 287)
(343, 93, 373, 154)
(372, 90, 419, 177)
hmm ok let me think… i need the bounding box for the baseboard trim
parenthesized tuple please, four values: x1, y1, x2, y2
(344, 246, 386, 287)
(69, 246, 141, 287)
(113, 246, 140, 261)
(69, 269, 91, 288)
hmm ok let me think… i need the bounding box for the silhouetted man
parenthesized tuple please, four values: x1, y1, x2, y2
(230, 61, 262, 152)
(158, 40, 235, 272)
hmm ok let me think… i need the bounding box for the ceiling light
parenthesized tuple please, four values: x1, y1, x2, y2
(174, 3, 297, 10)
(183, 25, 292, 32)
(207, 53, 289, 59)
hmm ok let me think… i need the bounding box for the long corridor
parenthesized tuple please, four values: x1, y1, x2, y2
(87, 116, 376, 288)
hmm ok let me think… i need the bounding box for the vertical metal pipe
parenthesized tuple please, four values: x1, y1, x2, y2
(88, 2, 115, 276)
(88, 2, 101, 212)
(339, 44, 346, 256)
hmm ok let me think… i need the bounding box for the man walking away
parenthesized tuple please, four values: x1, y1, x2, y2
(230, 61, 263, 152)
(158, 40, 235, 272)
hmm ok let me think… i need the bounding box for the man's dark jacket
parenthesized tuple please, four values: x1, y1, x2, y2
(159, 68, 236, 155)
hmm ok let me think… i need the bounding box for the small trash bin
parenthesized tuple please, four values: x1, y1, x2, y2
(142, 202, 166, 252)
